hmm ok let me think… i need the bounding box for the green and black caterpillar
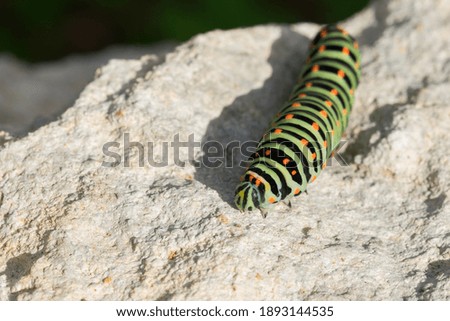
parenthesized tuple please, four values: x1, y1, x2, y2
(235, 24, 361, 216)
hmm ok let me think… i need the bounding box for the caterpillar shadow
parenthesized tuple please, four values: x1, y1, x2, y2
(194, 27, 310, 208)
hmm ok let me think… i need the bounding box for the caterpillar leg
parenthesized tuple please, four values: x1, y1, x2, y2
(259, 208, 268, 219)
(281, 199, 292, 208)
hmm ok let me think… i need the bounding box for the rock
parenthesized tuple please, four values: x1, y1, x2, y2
(0, 42, 177, 137)
(0, 0, 449, 300)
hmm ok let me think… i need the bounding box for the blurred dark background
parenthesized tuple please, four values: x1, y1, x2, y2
(0, 0, 369, 62)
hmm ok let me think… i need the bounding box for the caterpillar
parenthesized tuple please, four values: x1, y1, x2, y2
(234, 24, 361, 217)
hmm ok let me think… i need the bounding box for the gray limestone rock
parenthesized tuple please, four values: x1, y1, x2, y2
(0, 0, 449, 300)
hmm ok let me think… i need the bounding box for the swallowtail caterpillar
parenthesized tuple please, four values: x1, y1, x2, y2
(234, 24, 361, 217)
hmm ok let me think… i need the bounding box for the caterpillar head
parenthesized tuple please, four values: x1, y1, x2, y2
(234, 181, 261, 212)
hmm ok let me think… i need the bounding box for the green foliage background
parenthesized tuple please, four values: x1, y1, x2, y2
(0, 0, 369, 62)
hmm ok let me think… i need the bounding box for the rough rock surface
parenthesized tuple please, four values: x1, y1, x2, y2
(0, 0, 449, 300)
(0, 42, 176, 137)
